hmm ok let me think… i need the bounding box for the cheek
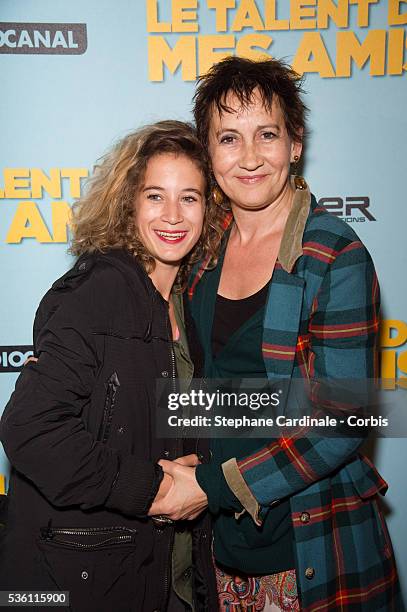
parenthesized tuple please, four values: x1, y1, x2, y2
(209, 146, 227, 176)
(193, 208, 205, 232)
(212, 156, 232, 183)
(187, 204, 205, 236)
(133, 210, 143, 230)
(277, 151, 291, 169)
(134, 212, 153, 240)
(135, 203, 155, 225)
(268, 148, 291, 172)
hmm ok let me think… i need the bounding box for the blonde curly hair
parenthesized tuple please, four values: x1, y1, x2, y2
(70, 120, 225, 287)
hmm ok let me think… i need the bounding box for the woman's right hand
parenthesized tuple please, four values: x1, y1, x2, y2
(150, 461, 208, 521)
(152, 472, 173, 505)
(148, 454, 201, 516)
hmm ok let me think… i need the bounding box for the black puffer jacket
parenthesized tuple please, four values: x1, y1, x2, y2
(0, 249, 217, 612)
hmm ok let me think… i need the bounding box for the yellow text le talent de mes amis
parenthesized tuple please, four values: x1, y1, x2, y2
(1, 168, 88, 244)
(147, 0, 407, 80)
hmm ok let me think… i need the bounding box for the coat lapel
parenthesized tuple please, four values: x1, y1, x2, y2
(262, 265, 305, 381)
(261, 180, 310, 382)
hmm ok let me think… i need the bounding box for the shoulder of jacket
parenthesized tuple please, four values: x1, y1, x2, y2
(50, 255, 96, 291)
(305, 204, 364, 247)
(35, 253, 134, 331)
(33, 253, 146, 351)
(51, 252, 133, 293)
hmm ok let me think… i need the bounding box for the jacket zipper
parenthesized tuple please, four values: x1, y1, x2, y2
(99, 372, 120, 443)
(159, 307, 178, 610)
(194, 377, 208, 463)
(40, 525, 137, 549)
(160, 530, 174, 610)
(169, 340, 177, 394)
(41, 535, 134, 549)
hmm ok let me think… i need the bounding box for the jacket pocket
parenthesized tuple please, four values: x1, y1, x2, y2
(39, 524, 137, 549)
(37, 525, 142, 612)
(98, 372, 120, 443)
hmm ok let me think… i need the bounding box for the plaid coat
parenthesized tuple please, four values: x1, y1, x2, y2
(188, 184, 401, 611)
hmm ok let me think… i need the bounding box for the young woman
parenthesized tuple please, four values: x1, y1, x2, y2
(151, 58, 401, 611)
(0, 120, 222, 611)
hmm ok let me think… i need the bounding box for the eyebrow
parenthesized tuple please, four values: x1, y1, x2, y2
(143, 185, 203, 195)
(143, 185, 164, 191)
(216, 124, 281, 136)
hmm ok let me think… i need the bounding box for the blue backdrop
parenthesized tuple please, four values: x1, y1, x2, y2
(1, 0, 406, 598)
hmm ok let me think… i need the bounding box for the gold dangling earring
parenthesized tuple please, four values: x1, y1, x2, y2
(292, 155, 300, 176)
(212, 185, 224, 207)
(292, 155, 307, 190)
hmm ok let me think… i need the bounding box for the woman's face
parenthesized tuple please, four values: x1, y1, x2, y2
(134, 153, 205, 269)
(208, 89, 302, 211)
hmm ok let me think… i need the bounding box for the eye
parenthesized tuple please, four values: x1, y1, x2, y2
(219, 134, 237, 145)
(146, 193, 162, 201)
(260, 131, 276, 140)
(182, 195, 198, 203)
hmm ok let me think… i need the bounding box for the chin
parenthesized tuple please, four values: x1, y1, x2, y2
(155, 252, 186, 266)
(235, 200, 269, 211)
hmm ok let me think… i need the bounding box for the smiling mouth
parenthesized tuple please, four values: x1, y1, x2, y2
(154, 230, 188, 244)
(236, 175, 268, 184)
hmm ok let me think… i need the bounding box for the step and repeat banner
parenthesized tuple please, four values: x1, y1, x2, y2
(1, 0, 406, 595)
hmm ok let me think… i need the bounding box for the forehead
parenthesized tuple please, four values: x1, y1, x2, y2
(209, 90, 285, 130)
(145, 152, 202, 174)
(142, 152, 206, 186)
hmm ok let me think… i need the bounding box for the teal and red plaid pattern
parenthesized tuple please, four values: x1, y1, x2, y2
(188, 193, 401, 610)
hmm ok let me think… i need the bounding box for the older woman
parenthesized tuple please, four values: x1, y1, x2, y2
(0, 120, 222, 611)
(151, 58, 401, 611)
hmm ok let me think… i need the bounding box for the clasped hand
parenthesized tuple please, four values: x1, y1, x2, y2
(148, 454, 208, 521)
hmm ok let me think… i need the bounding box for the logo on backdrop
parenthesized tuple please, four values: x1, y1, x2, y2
(146, 1, 407, 81)
(380, 320, 407, 389)
(0, 23, 87, 55)
(1, 167, 89, 244)
(0, 346, 33, 373)
(318, 196, 376, 223)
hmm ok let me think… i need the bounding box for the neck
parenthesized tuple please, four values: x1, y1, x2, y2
(231, 181, 295, 245)
(149, 261, 180, 301)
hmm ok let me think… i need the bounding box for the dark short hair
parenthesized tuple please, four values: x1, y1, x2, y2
(193, 56, 308, 148)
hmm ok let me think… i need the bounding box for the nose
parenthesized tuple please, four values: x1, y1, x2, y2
(239, 141, 263, 171)
(162, 198, 183, 225)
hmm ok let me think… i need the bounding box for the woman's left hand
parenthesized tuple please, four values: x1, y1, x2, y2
(24, 356, 38, 365)
(148, 460, 208, 520)
(174, 453, 201, 467)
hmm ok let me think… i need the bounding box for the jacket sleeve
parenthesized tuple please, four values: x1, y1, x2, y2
(0, 286, 162, 516)
(220, 240, 380, 525)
